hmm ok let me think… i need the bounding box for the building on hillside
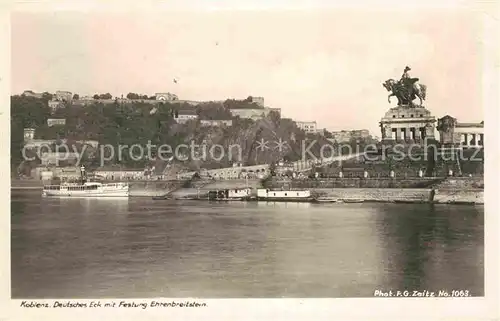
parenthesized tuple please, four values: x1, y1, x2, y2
(47, 118, 66, 127)
(174, 109, 198, 124)
(275, 162, 294, 175)
(330, 129, 370, 142)
(48, 100, 63, 110)
(316, 128, 327, 136)
(200, 119, 233, 127)
(296, 121, 318, 134)
(229, 107, 267, 120)
(22, 90, 44, 98)
(23, 128, 71, 148)
(156, 92, 179, 101)
(92, 167, 145, 180)
(248, 96, 265, 107)
(55, 91, 73, 102)
(170, 100, 201, 106)
(31, 166, 82, 181)
(177, 164, 270, 180)
(39, 152, 79, 166)
(23, 128, 35, 143)
(267, 107, 282, 116)
(54, 167, 82, 181)
(24, 139, 58, 149)
(229, 107, 279, 120)
(437, 115, 484, 147)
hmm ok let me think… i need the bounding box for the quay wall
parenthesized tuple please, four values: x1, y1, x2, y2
(430, 177, 484, 204)
(191, 179, 262, 190)
(11, 179, 43, 189)
(435, 177, 484, 189)
(128, 181, 185, 197)
(10, 179, 187, 196)
(12, 177, 441, 190)
(265, 178, 441, 189)
(9, 179, 262, 194)
(433, 189, 484, 204)
(129, 179, 263, 197)
(170, 179, 262, 198)
(11, 178, 485, 204)
(313, 188, 433, 203)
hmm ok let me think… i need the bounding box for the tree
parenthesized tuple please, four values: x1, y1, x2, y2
(223, 98, 261, 110)
(196, 102, 232, 120)
(41, 92, 53, 101)
(93, 94, 99, 99)
(99, 93, 112, 100)
(10, 95, 52, 171)
(268, 110, 280, 124)
(126, 93, 140, 99)
(323, 130, 333, 138)
(73, 93, 80, 100)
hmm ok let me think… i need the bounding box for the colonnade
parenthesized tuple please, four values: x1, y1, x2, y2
(391, 127, 427, 141)
(461, 133, 484, 147)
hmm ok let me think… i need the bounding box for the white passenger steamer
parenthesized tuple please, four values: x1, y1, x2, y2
(42, 166, 129, 198)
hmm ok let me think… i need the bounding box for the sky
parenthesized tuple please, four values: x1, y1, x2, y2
(10, 3, 486, 136)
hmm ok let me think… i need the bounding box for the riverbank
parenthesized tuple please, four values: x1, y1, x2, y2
(168, 188, 483, 205)
(10, 178, 263, 197)
(11, 180, 44, 189)
(11, 177, 484, 205)
(265, 177, 442, 189)
(313, 188, 432, 203)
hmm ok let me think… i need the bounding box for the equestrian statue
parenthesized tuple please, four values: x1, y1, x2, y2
(383, 66, 427, 107)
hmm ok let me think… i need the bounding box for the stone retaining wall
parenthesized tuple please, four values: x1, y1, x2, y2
(266, 178, 441, 189)
(313, 188, 432, 202)
(129, 181, 185, 197)
(433, 189, 484, 204)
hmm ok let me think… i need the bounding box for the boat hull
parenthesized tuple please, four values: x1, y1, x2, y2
(42, 184, 130, 198)
(256, 197, 316, 202)
(208, 197, 252, 201)
(175, 196, 252, 201)
(152, 196, 169, 200)
(43, 190, 129, 197)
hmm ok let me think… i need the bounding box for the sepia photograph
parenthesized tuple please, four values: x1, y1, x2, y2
(3, 0, 499, 320)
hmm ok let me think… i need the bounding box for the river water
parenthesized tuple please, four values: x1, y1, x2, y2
(11, 190, 484, 298)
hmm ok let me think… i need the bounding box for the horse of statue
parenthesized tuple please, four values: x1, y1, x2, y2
(383, 78, 427, 107)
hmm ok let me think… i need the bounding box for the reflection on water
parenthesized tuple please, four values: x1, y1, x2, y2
(255, 201, 312, 209)
(11, 191, 484, 298)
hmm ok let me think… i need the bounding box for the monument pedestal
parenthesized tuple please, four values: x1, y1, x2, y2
(380, 105, 436, 144)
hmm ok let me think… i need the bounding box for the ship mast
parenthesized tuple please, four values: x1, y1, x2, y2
(80, 165, 87, 184)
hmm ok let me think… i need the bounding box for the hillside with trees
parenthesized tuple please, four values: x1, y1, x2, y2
(11, 95, 373, 174)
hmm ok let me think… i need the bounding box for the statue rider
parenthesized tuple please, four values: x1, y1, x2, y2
(401, 66, 411, 82)
(400, 66, 418, 104)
